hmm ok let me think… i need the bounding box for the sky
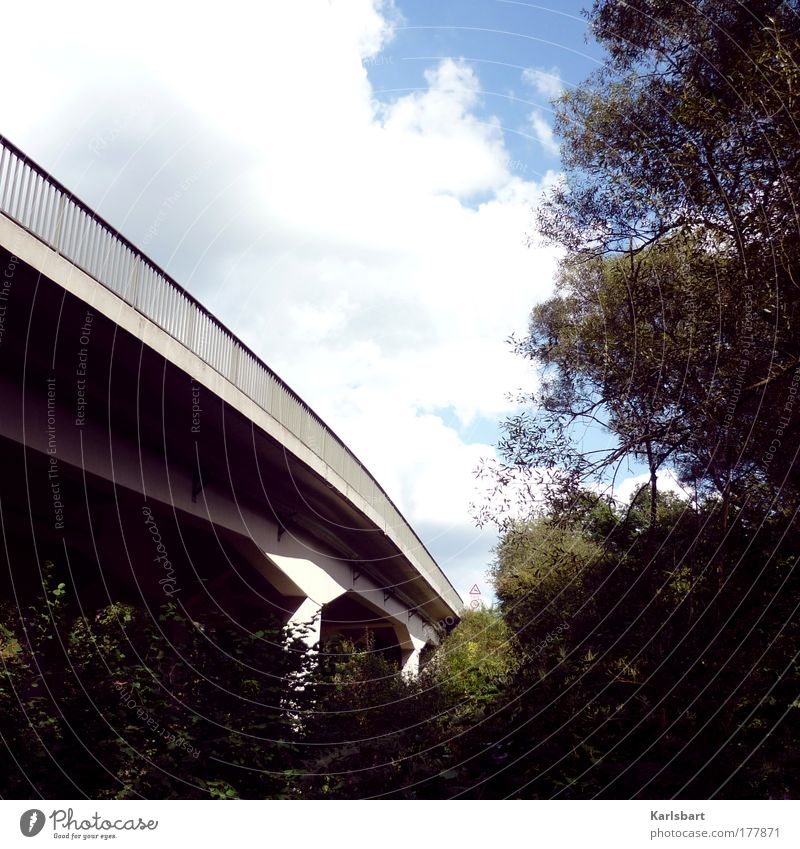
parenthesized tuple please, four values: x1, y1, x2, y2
(0, 0, 641, 602)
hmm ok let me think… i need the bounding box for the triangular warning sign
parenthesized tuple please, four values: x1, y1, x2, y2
(468, 584, 481, 595)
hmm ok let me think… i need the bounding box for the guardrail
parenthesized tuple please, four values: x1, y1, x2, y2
(0, 136, 460, 613)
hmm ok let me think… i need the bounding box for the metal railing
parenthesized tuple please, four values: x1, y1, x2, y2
(0, 136, 460, 613)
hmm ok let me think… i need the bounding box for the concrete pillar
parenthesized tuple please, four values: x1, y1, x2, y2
(401, 636, 427, 677)
(286, 597, 324, 649)
(254, 551, 347, 653)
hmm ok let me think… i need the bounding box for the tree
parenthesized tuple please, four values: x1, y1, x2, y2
(541, 1, 800, 265)
(457, 487, 800, 798)
(430, 607, 517, 706)
(479, 0, 800, 530)
(467, 0, 800, 799)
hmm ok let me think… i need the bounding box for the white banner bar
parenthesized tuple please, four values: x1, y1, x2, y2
(2, 800, 798, 849)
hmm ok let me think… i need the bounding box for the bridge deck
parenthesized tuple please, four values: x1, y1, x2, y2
(0, 137, 462, 623)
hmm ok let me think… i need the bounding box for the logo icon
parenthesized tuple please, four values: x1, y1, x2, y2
(19, 809, 46, 837)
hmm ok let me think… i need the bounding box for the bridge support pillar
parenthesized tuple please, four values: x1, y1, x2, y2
(401, 636, 427, 677)
(286, 597, 325, 648)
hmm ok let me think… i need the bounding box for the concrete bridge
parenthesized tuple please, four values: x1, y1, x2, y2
(0, 137, 461, 674)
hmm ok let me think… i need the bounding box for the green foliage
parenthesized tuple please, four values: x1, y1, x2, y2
(459, 490, 800, 798)
(292, 632, 460, 798)
(493, 520, 603, 636)
(0, 561, 310, 799)
(430, 608, 517, 705)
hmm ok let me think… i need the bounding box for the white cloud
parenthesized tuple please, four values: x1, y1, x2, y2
(615, 469, 693, 506)
(522, 65, 565, 101)
(530, 111, 561, 157)
(522, 66, 562, 158)
(0, 0, 563, 598)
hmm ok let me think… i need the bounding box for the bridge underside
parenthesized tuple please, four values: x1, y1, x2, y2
(0, 238, 448, 673)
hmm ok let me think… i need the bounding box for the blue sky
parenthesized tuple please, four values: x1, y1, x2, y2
(1, 0, 659, 601)
(363, 0, 603, 431)
(374, 7, 599, 101)
(372, 1, 602, 169)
